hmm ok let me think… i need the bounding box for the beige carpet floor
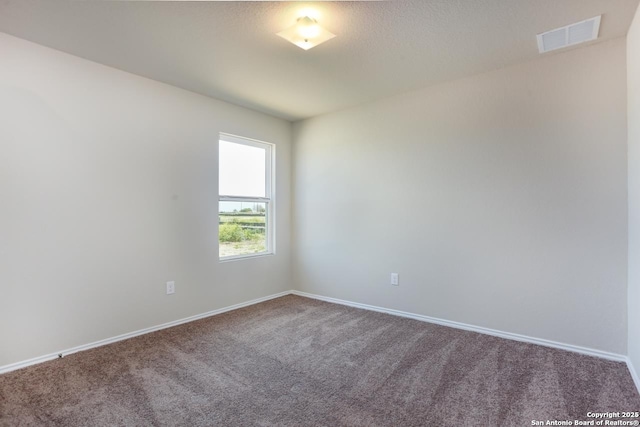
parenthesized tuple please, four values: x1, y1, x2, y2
(1, 295, 639, 426)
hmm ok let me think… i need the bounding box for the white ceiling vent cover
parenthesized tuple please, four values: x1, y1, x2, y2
(537, 16, 601, 53)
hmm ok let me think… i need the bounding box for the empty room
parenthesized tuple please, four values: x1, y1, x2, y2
(1, 0, 640, 425)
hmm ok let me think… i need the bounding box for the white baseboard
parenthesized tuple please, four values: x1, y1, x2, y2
(0, 290, 291, 375)
(4, 288, 637, 396)
(291, 290, 628, 363)
(628, 358, 640, 395)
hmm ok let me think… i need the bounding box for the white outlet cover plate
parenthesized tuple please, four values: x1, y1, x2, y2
(391, 273, 399, 286)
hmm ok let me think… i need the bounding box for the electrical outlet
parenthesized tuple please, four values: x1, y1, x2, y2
(166, 281, 175, 295)
(391, 273, 399, 286)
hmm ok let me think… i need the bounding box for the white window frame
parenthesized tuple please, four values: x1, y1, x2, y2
(218, 133, 275, 261)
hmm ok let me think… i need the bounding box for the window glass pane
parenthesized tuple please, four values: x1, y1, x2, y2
(219, 201, 267, 258)
(219, 140, 266, 197)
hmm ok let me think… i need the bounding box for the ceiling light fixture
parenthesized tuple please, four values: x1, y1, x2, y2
(277, 16, 335, 50)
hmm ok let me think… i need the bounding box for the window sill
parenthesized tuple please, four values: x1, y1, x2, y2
(219, 252, 274, 263)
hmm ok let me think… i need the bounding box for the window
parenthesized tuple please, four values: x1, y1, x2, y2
(218, 133, 274, 260)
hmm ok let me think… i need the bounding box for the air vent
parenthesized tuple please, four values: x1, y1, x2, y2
(537, 16, 601, 53)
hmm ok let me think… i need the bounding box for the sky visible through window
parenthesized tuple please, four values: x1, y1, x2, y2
(219, 140, 266, 212)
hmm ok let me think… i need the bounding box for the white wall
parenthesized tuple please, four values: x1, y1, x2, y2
(0, 25, 633, 369)
(293, 38, 628, 354)
(628, 4, 640, 381)
(0, 33, 292, 367)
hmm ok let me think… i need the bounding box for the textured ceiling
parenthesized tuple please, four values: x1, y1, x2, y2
(0, 0, 638, 121)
